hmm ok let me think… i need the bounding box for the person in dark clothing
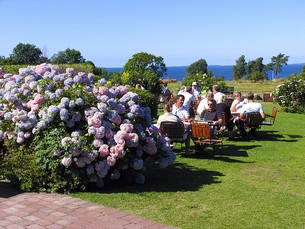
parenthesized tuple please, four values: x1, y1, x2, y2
(201, 98, 222, 125)
(216, 95, 234, 139)
(194, 98, 222, 154)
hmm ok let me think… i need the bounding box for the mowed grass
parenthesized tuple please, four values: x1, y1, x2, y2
(168, 79, 286, 96)
(71, 82, 305, 228)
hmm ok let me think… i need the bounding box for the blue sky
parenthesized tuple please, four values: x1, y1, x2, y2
(1, 0, 304, 67)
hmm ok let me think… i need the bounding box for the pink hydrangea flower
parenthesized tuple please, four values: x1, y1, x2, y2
(120, 123, 133, 133)
(34, 94, 44, 105)
(107, 156, 116, 167)
(88, 116, 102, 128)
(99, 144, 110, 157)
(66, 68, 76, 76)
(30, 103, 40, 112)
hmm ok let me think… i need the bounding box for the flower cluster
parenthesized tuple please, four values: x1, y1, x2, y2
(0, 63, 175, 190)
(272, 74, 305, 113)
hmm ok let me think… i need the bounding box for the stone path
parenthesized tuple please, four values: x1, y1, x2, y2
(0, 180, 177, 229)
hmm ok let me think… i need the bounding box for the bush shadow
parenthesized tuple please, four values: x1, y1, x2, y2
(88, 161, 224, 194)
(0, 180, 23, 198)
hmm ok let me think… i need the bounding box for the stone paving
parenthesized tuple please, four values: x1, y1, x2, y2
(0, 180, 177, 229)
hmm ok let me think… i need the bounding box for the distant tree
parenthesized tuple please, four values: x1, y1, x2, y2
(232, 55, 247, 80)
(245, 57, 267, 81)
(186, 59, 208, 75)
(182, 70, 226, 95)
(51, 48, 85, 64)
(84, 60, 108, 78)
(123, 52, 166, 94)
(0, 55, 7, 65)
(267, 53, 289, 80)
(9, 43, 44, 64)
(108, 72, 123, 85)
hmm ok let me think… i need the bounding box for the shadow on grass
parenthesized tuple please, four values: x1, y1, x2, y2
(178, 144, 259, 163)
(90, 161, 224, 193)
(257, 130, 302, 142)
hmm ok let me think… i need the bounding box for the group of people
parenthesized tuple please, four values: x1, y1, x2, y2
(156, 83, 266, 155)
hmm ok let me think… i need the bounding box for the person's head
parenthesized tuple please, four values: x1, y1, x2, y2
(220, 94, 227, 103)
(234, 91, 242, 99)
(246, 92, 254, 101)
(180, 86, 186, 92)
(186, 86, 192, 93)
(192, 82, 197, 88)
(163, 102, 172, 113)
(212, 85, 220, 94)
(175, 94, 185, 108)
(136, 84, 141, 89)
(206, 92, 213, 99)
(207, 98, 216, 111)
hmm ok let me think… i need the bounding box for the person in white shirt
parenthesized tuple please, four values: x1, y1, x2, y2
(237, 92, 266, 139)
(182, 86, 196, 116)
(156, 102, 190, 155)
(156, 103, 180, 129)
(192, 81, 202, 97)
(178, 86, 186, 95)
(230, 91, 248, 112)
(196, 92, 213, 117)
(172, 94, 190, 121)
(212, 84, 226, 104)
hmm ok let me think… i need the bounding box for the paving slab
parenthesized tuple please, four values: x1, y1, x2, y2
(0, 180, 177, 229)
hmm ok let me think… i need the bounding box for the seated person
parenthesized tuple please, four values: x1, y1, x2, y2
(216, 95, 234, 139)
(193, 98, 222, 154)
(172, 94, 190, 121)
(200, 98, 223, 125)
(182, 86, 196, 117)
(236, 92, 266, 139)
(192, 81, 202, 96)
(156, 102, 190, 155)
(197, 92, 213, 117)
(230, 91, 248, 112)
(160, 83, 172, 103)
(212, 84, 226, 104)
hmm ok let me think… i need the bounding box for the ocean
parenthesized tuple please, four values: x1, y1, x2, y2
(107, 63, 304, 81)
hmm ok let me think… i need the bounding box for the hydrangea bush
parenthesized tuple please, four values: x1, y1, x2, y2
(272, 74, 305, 113)
(0, 63, 175, 192)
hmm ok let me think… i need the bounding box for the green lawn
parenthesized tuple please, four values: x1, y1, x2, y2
(168, 80, 286, 96)
(71, 102, 305, 228)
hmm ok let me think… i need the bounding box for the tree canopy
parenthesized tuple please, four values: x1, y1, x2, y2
(267, 53, 289, 79)
(182, 59, 226, 94)
(50, 48, 85, 64)
(8, 43, 44, 65)
(232, 53, 289, 81)
(186, 59, 208, 75)
(123, 52, 166, 94)
(232, 55, 246, 80)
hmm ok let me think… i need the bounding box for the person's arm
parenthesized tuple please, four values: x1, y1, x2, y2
(259, 104, 266, 119)
(184, 107, 190, 121)
(230, 100, 238, 112)
(215, 112, 223, 125)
